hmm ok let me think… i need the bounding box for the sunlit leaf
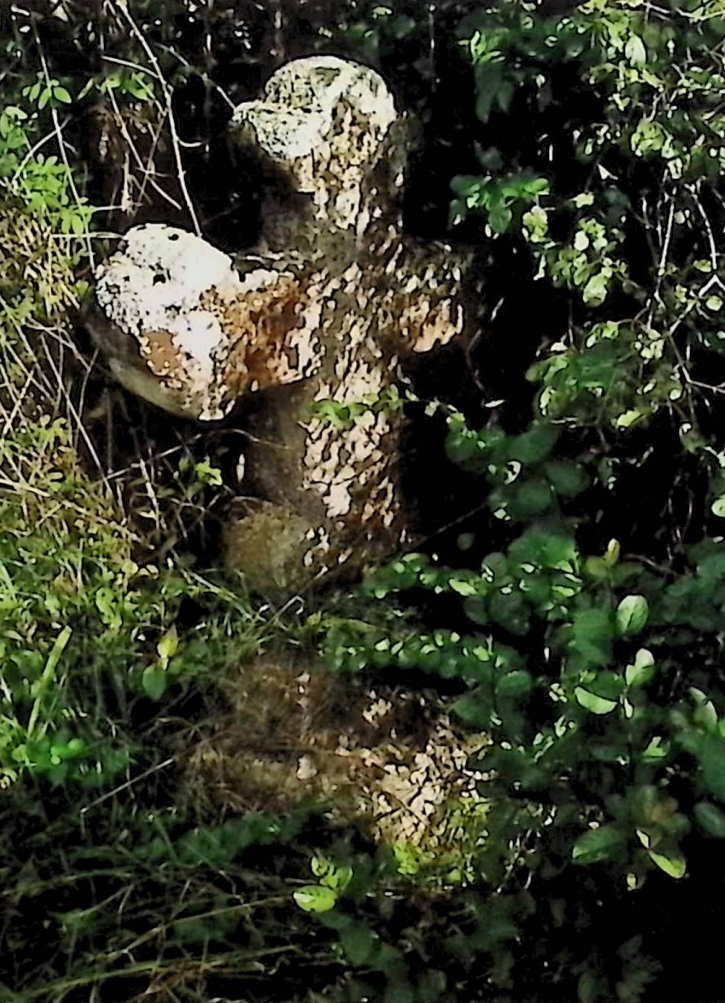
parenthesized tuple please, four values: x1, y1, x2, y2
(293, 886, 337, 913)
(625, 648, 655, 687)
(647, 848, 686, 879)
(625, 34, 647, 66)
(575, 687, 617, 714)
(572, 824, 625, 864)
(616, 595, 648, 637)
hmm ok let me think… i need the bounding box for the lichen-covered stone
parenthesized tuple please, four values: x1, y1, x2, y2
(228, 55, 411, 254)
(88, 225, 306, 421)
(88, 55, 475, 590)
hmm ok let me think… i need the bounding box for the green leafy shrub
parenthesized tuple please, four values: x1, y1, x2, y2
(318, 1, 725, 999)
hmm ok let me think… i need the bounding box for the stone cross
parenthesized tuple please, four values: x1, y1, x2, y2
(88, 55, 473, 590)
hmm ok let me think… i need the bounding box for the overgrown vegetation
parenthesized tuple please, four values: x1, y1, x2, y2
(4, 0, 725, 1000)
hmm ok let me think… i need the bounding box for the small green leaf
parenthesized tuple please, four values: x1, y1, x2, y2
(311, 855, 335, 880)
(495, 670, 534, 699)
(625, 34, 647, 66)
(694, 802, 725, 838)
(463, 595, 489, 626)
(293, 886, 338, 913)
(142, 666, 167, 700)
(510, 478, 555, 517)
(450, 577, 479, 597)
(604, 539, 621, 566)
(544, 459, 589, 498)
(583, 557, 610, 581)
(453, 691, 491, 729)
(572, 824, 625, 864)
(508, 423, 558, 464)
(157, 625, 179, 664)
(340, 922, 379, 966)
(582, 273, 609, 306)
(575, 687, 617, 715)
(711, 495, 725, 518)
(616, 595, 649, 637)
(693, 698, 718, 732)
(578, 970, 605, 1003)
(616, 408, 648, 429)
(640, 735, 669, 761)
(53, 85, 72, 104)
(321, 865, 353, 892)
(572, 607, 614, 667)
(647, 848, 686, 879)
(489, 203, 513, 233)
(489, 590, 531, 635)
(625, 648, 655, 687)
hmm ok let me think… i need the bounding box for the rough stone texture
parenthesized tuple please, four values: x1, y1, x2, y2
(88, 55, 474, 589)
(179, 653, 489, 861)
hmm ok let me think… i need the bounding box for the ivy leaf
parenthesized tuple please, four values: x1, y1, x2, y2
(616, 595, 649, 637)
(572, 824, 625, 864)
(647, 848, 686, 879)
(293, 886, 337, 913)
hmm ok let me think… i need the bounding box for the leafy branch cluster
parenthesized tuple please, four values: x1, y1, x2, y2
(316, 1, 725, 999)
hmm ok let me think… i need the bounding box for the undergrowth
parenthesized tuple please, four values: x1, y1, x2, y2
(5, 1, 725, 1002)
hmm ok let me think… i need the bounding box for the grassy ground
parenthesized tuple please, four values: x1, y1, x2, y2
(0, 172, 495, 1001)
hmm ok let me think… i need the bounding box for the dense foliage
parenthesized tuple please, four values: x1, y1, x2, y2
(324, 0, 725, 999)
(4, 0, 725, 1001)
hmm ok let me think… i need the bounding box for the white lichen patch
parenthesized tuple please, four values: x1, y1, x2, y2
(232, 56, 396, 165)
(93, 224, 243, 419)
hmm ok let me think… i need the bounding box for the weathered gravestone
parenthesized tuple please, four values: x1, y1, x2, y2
(87, 55, 475, 590)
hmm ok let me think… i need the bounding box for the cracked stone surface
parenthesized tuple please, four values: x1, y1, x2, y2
(87, 55, 476, 589)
